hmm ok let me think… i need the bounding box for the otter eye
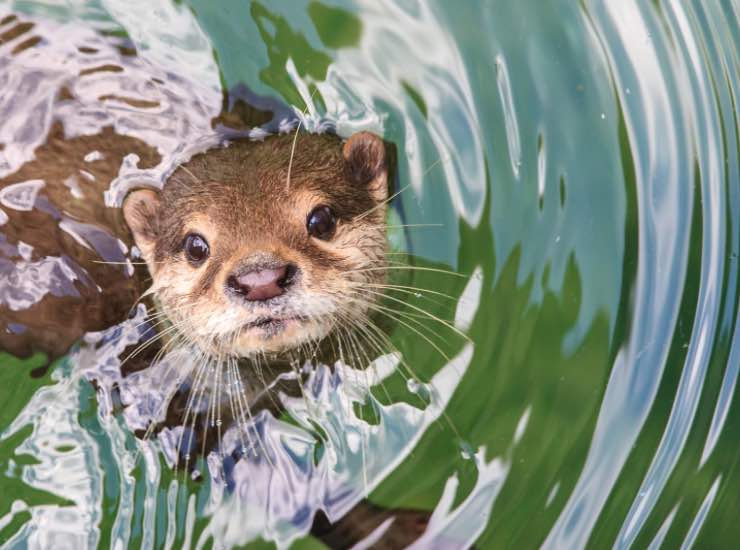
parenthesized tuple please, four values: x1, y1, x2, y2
(307, 205, 336, 240)
(183, 233, 209, 265)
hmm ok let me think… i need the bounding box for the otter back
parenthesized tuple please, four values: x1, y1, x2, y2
(0, 123, 160, 359)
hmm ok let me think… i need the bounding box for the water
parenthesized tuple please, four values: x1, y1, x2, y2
(0, 0, 738, 548)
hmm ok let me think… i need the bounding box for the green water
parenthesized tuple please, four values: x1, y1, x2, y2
(0, 0, 738, 548)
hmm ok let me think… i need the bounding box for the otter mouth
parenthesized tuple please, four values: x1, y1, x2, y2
(244, 316, 306, 333)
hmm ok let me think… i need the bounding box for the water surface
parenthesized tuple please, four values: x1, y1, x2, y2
(0, 0, 738, 548)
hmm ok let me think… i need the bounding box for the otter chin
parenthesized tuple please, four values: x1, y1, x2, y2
(123, 130, 389, 358)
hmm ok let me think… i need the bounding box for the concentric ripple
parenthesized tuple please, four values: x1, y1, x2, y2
(0, 0, 738, 548)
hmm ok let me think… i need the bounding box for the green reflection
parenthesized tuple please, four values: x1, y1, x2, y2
(0, 355, 70, 543)
(250, 2, 331, 106)
(307, 1, 362, 50)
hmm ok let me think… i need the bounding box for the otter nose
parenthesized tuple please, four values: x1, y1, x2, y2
(227, 264, 296, 301)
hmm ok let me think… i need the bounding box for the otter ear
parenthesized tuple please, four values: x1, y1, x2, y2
(123, 188, 160, 261)
(343, 131, 388, 202)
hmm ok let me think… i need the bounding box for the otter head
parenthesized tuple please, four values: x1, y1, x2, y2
(123, 131, 389, 357)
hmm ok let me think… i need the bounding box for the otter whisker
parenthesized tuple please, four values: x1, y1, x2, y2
(223, 332, 253, 460)
(120, 321, 183, 366)
(350, 286, 472, 343)
(90, 260, 145, 266)
(180, 354, 212, 475)
(144, 350, 190, 433)
(348, 311, 465, 443)
(119, 310, 170, 345)
(354, 300, 452, 362)
(233, 359, 274, 466)
(227, 358, 254, 461)
(175, 343, 211, 458)
(285, 86, 319, 192)
(201, 359, 218, 462)
(353, 155, 450, 222)
(185, 354, 213, 473)
(343, 265, 467, 278)
(365, 223, 444, 230)
(344, 289, 449, 333)
(329, 321, 370, 494)
(124, 283, 161, 317)
(178, 164, 202, 185)
(215, 356, 225, 466)
(287, 352, 313, 421)
(131, 335, 197, 466)
(224, 331, 274, 465)
(91, 259, 169, 265)
(359, 282, 461, 304)
(130, 309, 174, 332)
(255, 350, 283, 413)
(177, 351, 210, 454)
(353, 182, 411, 222)
(120, 309, 212, 367)
(334, 313, 413, 444)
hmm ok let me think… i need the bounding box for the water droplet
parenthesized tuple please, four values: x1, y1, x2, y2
(600, 113, 606, 120)
(625, 87, 631, 94)
(407, 378, 420, 393)
(460, 441, 476, 463)
(216, 419, 222, 427)
(414, 293, 422, 298)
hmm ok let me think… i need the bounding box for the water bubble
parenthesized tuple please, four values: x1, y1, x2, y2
(600, 113, 606, 120)
(459, 441, 477, 464)
(407, 378, 420, 393)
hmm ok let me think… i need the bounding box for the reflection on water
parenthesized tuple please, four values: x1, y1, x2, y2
(0, 0, 739, 548)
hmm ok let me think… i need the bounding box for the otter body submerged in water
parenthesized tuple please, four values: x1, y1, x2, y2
(0, 12, 448, 548)
(1, 124, 434, 548)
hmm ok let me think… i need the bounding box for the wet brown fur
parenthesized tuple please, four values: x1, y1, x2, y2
(0, 122, 160, 358)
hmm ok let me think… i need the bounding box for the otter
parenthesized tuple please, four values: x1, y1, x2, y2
(0, 11, 444, 548)
(0, 126, 389, 362)
(1, 122, 435, 548)
(123, 130, 389, 359)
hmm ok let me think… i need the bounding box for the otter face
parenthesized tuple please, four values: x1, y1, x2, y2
(123, 131, 389, 357)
